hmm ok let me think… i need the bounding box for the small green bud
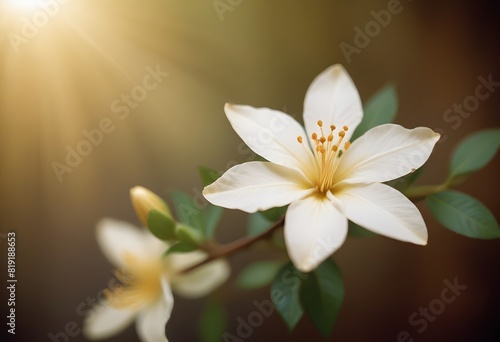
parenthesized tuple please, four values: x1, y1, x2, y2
(130, 186, 171, 227)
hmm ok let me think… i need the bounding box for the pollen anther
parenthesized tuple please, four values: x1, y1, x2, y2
(297, 136, 303, 143)
(309, 119, 352, 194)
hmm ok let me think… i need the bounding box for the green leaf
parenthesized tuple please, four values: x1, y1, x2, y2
(164, 241, 198, 256)
(147, 209, 176, 240)
(236, 261, 283, 289)
(449, 129, 500, 179)
(170, 191, 202, 231)
(300, 259, 344, 337)
(348, 221, 376, 237)
(427, 191, 500, 239)
(271, 262, 305, 331)
(198, 166, 221, 187)
(200, 205, 223, 239)
(351, 84, 398, 141)
(175, 224, 204, 245)
(170, 190, 223, 240)
(199, 299, 227, 342)
(247, 212, 274, 237)
(260, 206, 287, 222)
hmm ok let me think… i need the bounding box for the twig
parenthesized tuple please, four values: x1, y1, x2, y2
(181, 216, 284, 273)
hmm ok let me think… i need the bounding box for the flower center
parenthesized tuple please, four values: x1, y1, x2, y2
(297, 120, 350, 194)
(104, 253, 163, 309)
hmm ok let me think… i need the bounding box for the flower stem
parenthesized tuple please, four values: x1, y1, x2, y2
(405, 183, 448, 200)
(180, 216, 285, 274)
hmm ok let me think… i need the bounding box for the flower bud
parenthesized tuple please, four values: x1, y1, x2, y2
(130, 186, 171, 227)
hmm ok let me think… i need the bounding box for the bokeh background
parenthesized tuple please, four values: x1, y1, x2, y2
(1, 0, 499, 341)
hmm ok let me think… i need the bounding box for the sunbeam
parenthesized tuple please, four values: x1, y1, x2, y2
(0, 0, 184, 194)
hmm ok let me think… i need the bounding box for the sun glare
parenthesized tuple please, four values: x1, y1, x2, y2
(0, 0, 180, 194)
(6, 0, 42, 10)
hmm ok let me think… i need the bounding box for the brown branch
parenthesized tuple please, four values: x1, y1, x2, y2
(181, 216, 284, 274)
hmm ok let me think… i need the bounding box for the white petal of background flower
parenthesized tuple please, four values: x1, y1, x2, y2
(83, 301, 138, 340)
(136, 279, 174, 342)
(303, 64, 363, 143)
(203, 161, 314, 213)
(284, 195, 348, 272)
(170, 255, 230, 298)
(336, 182, 428, 245)
(334, 124, 440, 185)
(96, 218, 165, 269)
(224, 104, 316, 173)
(88, 220, 230, 341)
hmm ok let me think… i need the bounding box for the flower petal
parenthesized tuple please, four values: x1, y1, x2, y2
(224, 103, 315, 172)
(136, 278, 174, 342)
(170, 252, 230, 298)
(284, 195, 347, 272)
(336, 183, 427, 245)
(203, 161, 314, 213)
(303, 64, 363, 143)
(96, 219, 166, 269)
(83, 300, 138, 340)
(334, 124, 440, 185)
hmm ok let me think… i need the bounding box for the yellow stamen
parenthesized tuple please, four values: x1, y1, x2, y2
(299, 121, 351, 194)
(104, 253, 163, 309)
(297, 136, 303, 143)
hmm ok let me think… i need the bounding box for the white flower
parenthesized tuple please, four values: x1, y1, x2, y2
(83, 219, 230, 342)
(203, 64, 440, 273)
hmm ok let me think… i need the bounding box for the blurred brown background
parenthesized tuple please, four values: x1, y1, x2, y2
(0, 0, 499, 341)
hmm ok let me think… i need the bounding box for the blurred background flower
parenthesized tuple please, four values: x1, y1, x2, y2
(0, 0, 498, 341)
